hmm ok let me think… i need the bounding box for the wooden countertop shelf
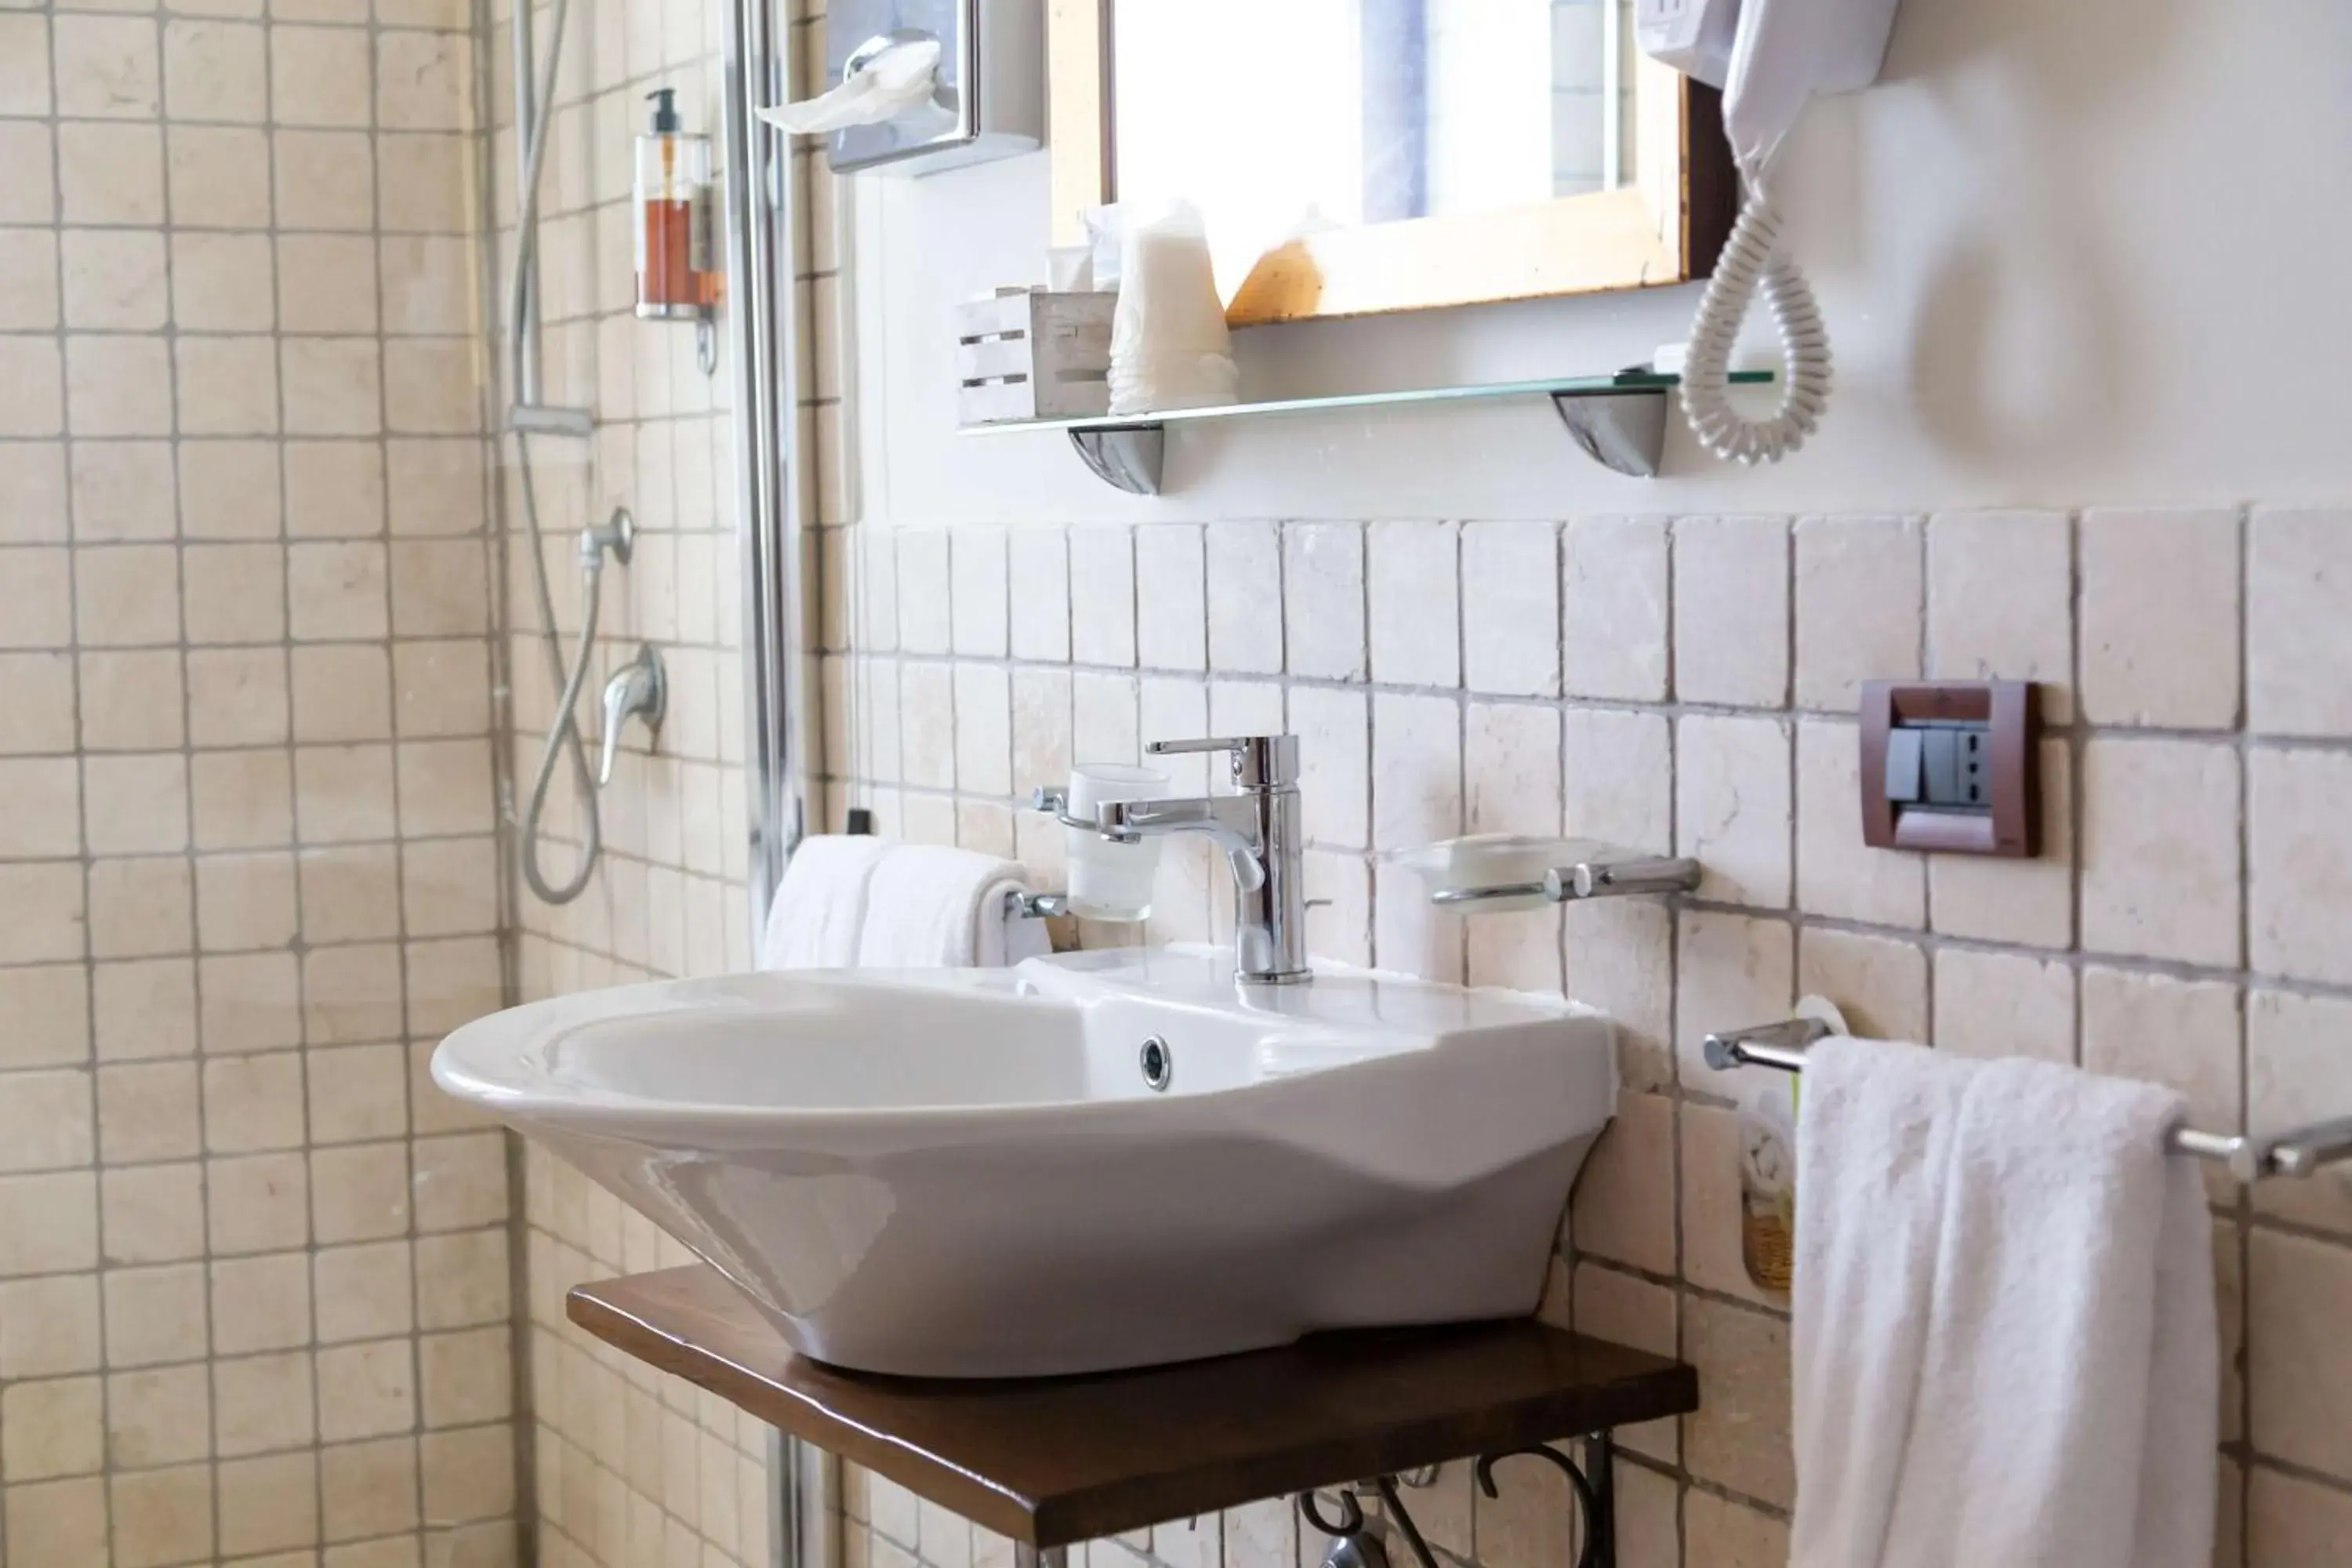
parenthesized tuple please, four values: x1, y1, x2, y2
(568, 1267, 1698, 1549)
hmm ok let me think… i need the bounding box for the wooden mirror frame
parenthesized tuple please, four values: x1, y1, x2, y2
(1047, 0, 1737, 326)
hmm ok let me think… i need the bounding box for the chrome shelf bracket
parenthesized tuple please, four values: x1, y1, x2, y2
(1068, 425, 1164, 495)
(1550, 389, 1667, 478)
(1299, 1436, 1617, 1568)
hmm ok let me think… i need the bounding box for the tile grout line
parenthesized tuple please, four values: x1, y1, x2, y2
(53, 20, 109, 1552)
(361, 9, 436, 1552)
(2231, 500, 2256, 1555)
(1660, 512, 1693, 1549)
(162, 13, 225, 1560)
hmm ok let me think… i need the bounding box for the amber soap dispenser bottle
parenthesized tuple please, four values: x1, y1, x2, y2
(634, 87, 712, 319)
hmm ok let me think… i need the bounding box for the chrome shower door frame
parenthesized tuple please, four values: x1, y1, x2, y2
(726, 0, 811, 921)
(718, 0, 826, 1564)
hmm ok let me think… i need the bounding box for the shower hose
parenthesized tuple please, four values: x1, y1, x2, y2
(1677, 172, 1832, 466)
(506, 0, 608, 906)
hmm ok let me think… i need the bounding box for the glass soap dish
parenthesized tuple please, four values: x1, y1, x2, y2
(1398, 835, 1617, 913)
(1398, 834, 1703, 911)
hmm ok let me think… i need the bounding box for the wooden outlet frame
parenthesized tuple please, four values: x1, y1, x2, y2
(1858, 681, 2038, 857)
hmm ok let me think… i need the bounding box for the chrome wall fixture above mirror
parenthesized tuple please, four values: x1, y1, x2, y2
(1051, 0, 1736, 323)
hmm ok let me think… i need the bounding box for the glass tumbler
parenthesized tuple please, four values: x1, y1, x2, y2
(1064, 761, 1171, 920)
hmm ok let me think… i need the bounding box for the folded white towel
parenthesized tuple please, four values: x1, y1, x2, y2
(757, 834, 893, 971)
(855, 844, 1052, 969)
(1790, 1036, 2217, 1568)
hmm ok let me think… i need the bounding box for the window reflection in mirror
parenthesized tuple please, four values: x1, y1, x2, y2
(1109, 0, 1639, 301)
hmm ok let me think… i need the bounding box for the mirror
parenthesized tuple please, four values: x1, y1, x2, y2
(1111, 0, 1637, 298)
(1049, 0, 1733, 324)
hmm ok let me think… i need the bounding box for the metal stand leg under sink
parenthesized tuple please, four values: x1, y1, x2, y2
(1301, 1435, 1619, 1568)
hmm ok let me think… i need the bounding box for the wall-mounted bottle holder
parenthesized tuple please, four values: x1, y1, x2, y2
(636, 86, 721, 377)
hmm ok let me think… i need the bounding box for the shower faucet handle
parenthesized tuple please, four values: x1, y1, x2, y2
(597, 644, 667, 787)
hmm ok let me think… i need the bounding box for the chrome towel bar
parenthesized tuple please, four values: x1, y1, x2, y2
(1702, 1018, 2352, 1185)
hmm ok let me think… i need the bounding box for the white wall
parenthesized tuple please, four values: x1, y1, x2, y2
(847, 0, 2352, 524)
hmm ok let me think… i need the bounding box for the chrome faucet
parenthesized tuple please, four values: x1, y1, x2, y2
(1095, 735, 1310, 986)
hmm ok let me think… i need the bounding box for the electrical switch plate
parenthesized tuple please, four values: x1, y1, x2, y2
(1858, 681, 2038, 857)
(1884, 728, 1924, 803)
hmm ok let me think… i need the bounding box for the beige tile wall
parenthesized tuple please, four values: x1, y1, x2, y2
(483, 0, 768, 1561)
(0, 2, 520, 1564)
(815, 506, 2352, 1568)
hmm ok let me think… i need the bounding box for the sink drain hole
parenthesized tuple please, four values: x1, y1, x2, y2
(1138, 1036, 1173, 1091)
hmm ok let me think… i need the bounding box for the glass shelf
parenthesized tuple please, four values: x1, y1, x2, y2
(956, 367, 1773, 437)
(962, 366, 1776, 492)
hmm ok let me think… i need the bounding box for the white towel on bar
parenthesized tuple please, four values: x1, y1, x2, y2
(855, 843, 1051, 969)
(757, 834, 893, 970)
(1789, 1036, 2218, 1568)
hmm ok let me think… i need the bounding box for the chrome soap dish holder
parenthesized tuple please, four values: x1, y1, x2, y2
(1399, 834, 1700, 912)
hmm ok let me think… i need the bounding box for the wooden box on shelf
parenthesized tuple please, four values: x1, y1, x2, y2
(955, 286, 1116, 425)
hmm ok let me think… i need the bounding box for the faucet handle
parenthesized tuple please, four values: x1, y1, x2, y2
(597, 644, 666, 788)
(597, 678, 632, 788)
(1146, 735, 1256, 754)
(1145, 734, 1299, 788)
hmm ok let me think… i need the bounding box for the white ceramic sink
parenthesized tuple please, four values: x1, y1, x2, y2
(432, 947, 1617, 1377)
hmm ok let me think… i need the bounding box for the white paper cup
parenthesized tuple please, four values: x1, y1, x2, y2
(1065, 761, 1170, 920)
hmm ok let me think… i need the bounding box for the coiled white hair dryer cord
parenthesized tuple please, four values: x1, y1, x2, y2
(1679, 175, 1831, 465)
